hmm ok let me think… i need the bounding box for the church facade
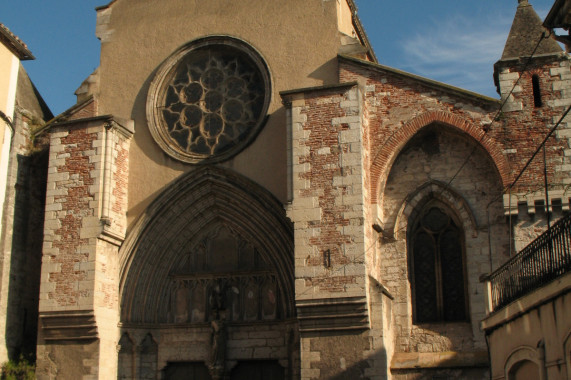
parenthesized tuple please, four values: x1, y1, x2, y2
(0, 0, 569, 379)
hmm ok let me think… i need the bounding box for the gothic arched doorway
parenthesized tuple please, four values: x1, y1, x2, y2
(117, 167, 297, 380)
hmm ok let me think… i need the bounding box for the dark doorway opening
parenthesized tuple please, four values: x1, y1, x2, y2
(163, 362, 212, 380)
(231, 360, 285, 380)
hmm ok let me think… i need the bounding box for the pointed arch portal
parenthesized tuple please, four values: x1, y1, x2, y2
(119, 166, 295, 324)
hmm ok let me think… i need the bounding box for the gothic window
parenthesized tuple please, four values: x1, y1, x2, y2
(147, 36, 271, 164)
(409, 202, 468, 323)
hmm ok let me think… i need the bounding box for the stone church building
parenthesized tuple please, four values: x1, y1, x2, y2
(0, 0, 570, 379)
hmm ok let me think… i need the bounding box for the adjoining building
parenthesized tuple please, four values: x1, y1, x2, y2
(0, 23, 52, 364)
(0, 0, 569, 379)
(481, 2, 571, 380)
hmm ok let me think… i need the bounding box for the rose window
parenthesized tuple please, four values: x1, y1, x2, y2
(147, 38, 270, 163)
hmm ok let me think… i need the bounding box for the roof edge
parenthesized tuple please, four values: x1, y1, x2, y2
(0, 24, 34, 60)
(345, 0, 378, 63)
(494, 51, 569, 66)
(279, 81, 359, 99)
(95, 0, 117, 11)
(339, 55, 501, 105)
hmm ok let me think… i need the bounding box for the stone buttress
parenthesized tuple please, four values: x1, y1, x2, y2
(36, 115, 133, 380)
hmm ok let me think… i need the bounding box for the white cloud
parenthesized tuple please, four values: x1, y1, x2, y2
(399, 13, 514, 97)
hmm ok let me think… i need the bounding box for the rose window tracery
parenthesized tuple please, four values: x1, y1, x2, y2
(147, 38, 270, 163)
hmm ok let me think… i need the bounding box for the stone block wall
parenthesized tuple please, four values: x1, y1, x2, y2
(36, 116, 132, 380)
(0, 107, 48, 361)
(338, 58, 521, 376)
(284, 83, 388, 379)
(285, 84, 367, 301)
(118, 322, 299, 379)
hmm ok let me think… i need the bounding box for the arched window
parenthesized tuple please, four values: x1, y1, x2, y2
(508, 360, 540, 380)
(409, 202, 468, 323)
(532, 74, 542, 108)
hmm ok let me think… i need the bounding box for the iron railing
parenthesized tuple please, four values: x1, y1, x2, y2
(489, 212, 571, 311)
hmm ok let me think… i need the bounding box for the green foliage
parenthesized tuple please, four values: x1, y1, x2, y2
(1, 356, 35, 380)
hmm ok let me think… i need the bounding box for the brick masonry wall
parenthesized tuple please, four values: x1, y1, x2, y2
(37, 117, 132, 380)
(341, 58, 571, 220)
(40, 122, 98, 311)
(40, 119, 130, 311)
(285, 85, 385, 379)
(333, 59, 570, 376)
(339, 62, 511, 358)
(287, 85, 367, 300)
(498, 57, 571, 210)
(498, 57, 571, 253)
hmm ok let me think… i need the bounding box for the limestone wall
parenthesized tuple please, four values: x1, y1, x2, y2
(94, 0, 351, 226)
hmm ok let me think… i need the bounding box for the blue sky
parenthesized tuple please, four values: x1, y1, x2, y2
(0, 0, 557, 116)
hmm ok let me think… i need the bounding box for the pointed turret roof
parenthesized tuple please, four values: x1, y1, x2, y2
(501, 0, 562, 60)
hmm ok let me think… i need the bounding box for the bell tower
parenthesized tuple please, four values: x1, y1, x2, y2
(494, 0, 571, 249)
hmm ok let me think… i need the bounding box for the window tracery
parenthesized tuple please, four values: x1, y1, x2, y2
(147, 37, 270, 163)
(409, 202, 468, 323)
(168, 224, 280, 324)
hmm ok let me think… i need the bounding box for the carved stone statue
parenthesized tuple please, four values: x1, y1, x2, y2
(208, 280, 228, 380)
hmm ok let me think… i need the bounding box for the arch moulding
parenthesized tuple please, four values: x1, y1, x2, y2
(504, 345, 546, 380)
(392, 180, 478, 241)
(118, 166, 295, 323)
(370, 110, 511, 204)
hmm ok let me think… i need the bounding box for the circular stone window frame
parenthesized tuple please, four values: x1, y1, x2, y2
(146, 36, 272, 164)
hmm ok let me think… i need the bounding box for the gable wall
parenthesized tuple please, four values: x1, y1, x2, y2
(96, 0, 348, 228)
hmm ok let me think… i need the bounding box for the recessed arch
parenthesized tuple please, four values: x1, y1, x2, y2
(392, 180, 478, 241)
(504, 346, 545, 380)
(370, 111, 511, 204)
(408, 198, 469, 323)
(118, 166, 294, 324)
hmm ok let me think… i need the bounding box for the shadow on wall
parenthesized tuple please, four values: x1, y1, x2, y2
(324, 347, 489, 380)
(4, 150, 48, 360)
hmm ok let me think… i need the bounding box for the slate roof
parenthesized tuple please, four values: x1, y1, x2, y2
(501, 0, 562, 60)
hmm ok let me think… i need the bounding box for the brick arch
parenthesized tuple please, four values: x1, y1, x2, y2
(370, 111, 511, 204)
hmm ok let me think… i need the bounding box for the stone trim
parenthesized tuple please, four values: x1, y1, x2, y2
(503, 188, 571, 215)
(370, 110, 511, 204)
(391, 180, 479, 241)
(296, 296, 368, 332)
(39, 310, 98, 341)
(339, 55, 501, 104)
(391, 351, 489, 370)
(118, 166, 295, 323)
(503, 346, 546, 380)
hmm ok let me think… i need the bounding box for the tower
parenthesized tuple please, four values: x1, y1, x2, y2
(494, 0, 570, 250)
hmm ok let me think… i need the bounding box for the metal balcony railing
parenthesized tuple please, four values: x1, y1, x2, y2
(488, 212, 571, 311)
